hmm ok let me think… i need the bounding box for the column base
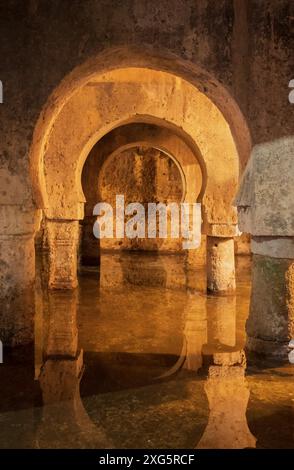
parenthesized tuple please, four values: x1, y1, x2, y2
(246, 252, 294, 359)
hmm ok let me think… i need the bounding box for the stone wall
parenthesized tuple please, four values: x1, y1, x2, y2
(0, 0, 293, 213)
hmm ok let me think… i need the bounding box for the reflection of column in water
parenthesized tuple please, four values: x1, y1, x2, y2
(207, 296, 236, 348)
(100, 253, 124, 288)
(182, 294, 207, 372)
(37, 291, 112, 448)
(37, 351, 112, 448)
(157, 294, 207, 378)
(45, 290, 78, 357)
(197, 350, 256, 449)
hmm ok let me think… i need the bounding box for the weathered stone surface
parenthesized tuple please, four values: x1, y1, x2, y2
(236, 137, 294, 357)
(235, 233, 251, 255)
(246, 254, 294, 357)
(251, 236, 294, 259)
(46, 220, 79, 289)
(207, 237, 236, 293)
(91, 145, 184, 252)
(212, 350, 246, 367)
(206, 224, 239, 238)
(236, 138, 294, 237)
(0, 208, 41, 345)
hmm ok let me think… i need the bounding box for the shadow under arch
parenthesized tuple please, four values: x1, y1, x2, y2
(81, 119, 205, 208)
(97, 142, 188, 204)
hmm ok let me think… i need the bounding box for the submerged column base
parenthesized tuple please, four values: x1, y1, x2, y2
(246, 237, 294, 358)
(0, 207, 41, 346)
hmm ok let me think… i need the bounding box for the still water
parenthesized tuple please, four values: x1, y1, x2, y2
(0, 253, 293, 448)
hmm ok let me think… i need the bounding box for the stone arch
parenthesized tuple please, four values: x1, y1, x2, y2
(36, 72, 243, 228)
(30, 46, 251, 213)
(82, 122, 203, 211)
(28, 47, 251, 288)
(80, 121, 203, 262)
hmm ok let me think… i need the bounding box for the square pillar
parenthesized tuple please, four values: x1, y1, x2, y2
(46, 220, 79, 289)
(0, 206, 41, 345)
(246, 237, 294, 357)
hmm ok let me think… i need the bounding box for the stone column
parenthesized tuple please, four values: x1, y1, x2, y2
(235, 139, 294, 358)
(0, 206, 41, 345)
(246, 237, 294, 357)
(207, 236, 236, 293)
(46, 219, 79, 289)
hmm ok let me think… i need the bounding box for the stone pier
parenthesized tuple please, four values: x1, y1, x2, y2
(236, 138, 294, 358)
(46, 220, 79, 290)
(0, 207, 41, 345)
